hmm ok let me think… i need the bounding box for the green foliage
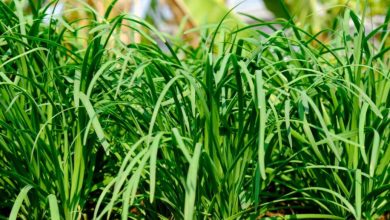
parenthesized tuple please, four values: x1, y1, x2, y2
(265, 0, 389, 33)
(0, 0, 389, 219)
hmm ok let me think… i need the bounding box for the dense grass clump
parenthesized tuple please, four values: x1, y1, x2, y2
(0, 1, 389, 219)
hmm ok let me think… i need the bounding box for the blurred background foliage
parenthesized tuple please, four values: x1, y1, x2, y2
(1, 0, 388, 59)
(266, 0, 389, 32)
(3, 0, 388, 44)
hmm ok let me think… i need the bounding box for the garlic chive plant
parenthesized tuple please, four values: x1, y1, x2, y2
(0, 0, 388, 219)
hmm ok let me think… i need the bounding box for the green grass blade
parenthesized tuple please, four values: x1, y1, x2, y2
(79, 92, 110, 153)
(256, 70, 267, 180)
(355, 169, 362, 220)
(9, 185, 33, 220)
(184, 143, 202, 220)
(149, 132, 164, 203)
(358, 103, 369, 164)
(369, 130, 380, 177)
(47, 194, 60, 220)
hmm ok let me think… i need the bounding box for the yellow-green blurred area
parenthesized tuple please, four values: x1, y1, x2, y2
(269, 0, 389, 32)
